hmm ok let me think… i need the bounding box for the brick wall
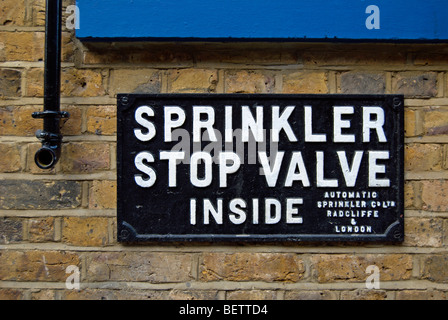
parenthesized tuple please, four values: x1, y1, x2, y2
(1, 0, 448, 300)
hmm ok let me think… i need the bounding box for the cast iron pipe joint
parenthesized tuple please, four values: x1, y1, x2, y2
(32, 110, 69, 169)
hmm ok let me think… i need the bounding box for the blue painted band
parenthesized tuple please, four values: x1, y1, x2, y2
(75, 0, 448, 41)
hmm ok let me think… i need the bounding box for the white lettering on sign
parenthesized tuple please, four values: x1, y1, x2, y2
(160, 151, 184, 187)
(363, 106, 387, 142)
(333, 106, 355, 143)
(131, 103, 393, 231)
(190, 152, 213, 187)
(134, 105, 390, 189)
(337, 151, 363, 187)
(138, 104, 387, 144)
(368, 151, 390, 187)
(134, 106, 156, 141)
(219, 152, 241, 188)
(134, 151, 156, 188)
(272, 106, 297, 142)
(242, 106, 264, 142)
(164, 106, 186, 142)
(189, 198, 304, 225)
(304, 106, 326, 142)
(193, 106, 218, 142)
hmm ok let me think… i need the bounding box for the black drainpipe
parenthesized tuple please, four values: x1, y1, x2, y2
(32, 0, 69, 169)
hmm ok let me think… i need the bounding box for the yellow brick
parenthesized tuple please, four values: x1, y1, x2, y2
(28, 218, 55, 243)
(226, 290, 277, 300)
(0, 289, 23, 300)
(62, 217, 110, 247)
(421, 255, 448, 283)
(0, 68, 22, 98)
(86, 252, 194, 282)
(405, 109, 423, 137)
(61, 69, 106, 97)
(404, 181, 420, 209)
(200, 253, 304, 282)
(89, 180, 117, 209)
(0, 0, 26, 26)
(311, 254, 412, 283)
(60, 142, 110, 173)
(25, 68, 44, 97)
(86, 106, 116, 135)
(168, 69, 218, 93)
(0, 32, 44, 62)
(404, 218, 443, 247)
(225, 70, 274, 93)
(422, 180, 448, 211)
(405, 144, 442, 171)
(282, 71, 328, 94)
(109, 69, 160, 96)
(423, 107, 448, 135)
(29, 0, 46, 26)
(0, 143, 21, 173)
(0, 106, 41, 136)
(340, 290, 387, 300)
(0, 250, 80, 281)
(396, 290, 446, 300)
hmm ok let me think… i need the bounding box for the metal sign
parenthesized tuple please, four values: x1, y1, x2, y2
(76, 0, 448, 41)
(117, 94, 404, 242)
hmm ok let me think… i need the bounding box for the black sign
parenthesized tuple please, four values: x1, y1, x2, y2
(117, 94, 404, 242)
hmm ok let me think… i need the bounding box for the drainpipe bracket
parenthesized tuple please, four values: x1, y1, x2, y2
(32, 110, 70, 119)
